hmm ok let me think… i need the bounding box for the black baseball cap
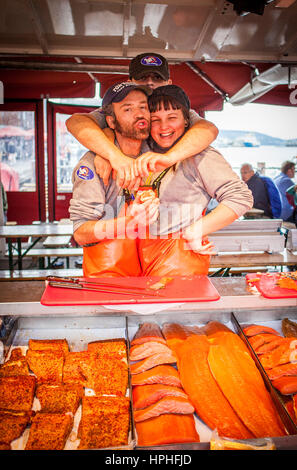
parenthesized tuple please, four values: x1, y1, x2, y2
(102, 81, 152, 107)
(149, 85, 191, 110)
(129, 53, 170, 81)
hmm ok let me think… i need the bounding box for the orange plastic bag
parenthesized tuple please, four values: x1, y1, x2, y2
(138, 236, 210, 277)
(83, 238, 142, 278)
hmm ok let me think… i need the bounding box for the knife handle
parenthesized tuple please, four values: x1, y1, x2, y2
(46, 276, 79, 284)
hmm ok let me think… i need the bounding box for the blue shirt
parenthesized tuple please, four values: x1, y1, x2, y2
(274, 172, 295, 221)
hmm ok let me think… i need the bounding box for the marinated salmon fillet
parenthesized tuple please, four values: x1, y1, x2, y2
(133, 384, 188, 410)
(176, 334, 253, 440)
(133, 396, 194, 422)
(207, 331, 286, 438)
(28, 338, 69, 354)
(130, 351, 176, 375)
(0, 375, 36, 412)
(272, 376, 297, 395)
(243, 324, 281, 337)
(26, 349, 64, 383)
(131, 365, 182, 387)
(0, 410, 33, 447)
(136, 413, 200, 446)
(267, 362, 297, 380)
(87, 338, 127, 360)
(130, 341, 174, 361)
(248, 334, 282, 352)
(259, 339, 297, 369)
(131, 322, 166, 346)
(25, 412, 73, 450)
(162, 323, 201, 352)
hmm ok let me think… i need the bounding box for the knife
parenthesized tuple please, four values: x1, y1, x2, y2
(48, 280, 164, 297)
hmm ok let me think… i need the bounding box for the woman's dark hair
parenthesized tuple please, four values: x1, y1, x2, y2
(281, 160, 295, 174)
(148, 94, 190, 126)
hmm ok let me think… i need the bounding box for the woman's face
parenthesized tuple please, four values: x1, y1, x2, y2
(150, 103, 186, 149)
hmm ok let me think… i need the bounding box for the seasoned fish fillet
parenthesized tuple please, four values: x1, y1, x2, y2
(0, 410, 33, 446)
(80, 356, 128, 396)
(62, 351, 94, 386)
(36, 383, 84, 414)
(0, 375, 36, 412)
(78, 396, 130, 449)
(26, 349, 64, 383)
(25, 412, 73, 450)
(0, 349, 30, 377)
(87, 338, 127, 360)
(28, 339, 69, 354)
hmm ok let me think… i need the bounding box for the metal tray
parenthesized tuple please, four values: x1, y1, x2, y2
(1, 315, 135, 451)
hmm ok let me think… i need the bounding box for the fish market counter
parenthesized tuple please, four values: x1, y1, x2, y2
(0, 277, 296, 317)
(0, 277, 297, 451)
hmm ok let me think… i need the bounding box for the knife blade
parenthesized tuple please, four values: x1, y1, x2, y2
(48, 281, 163, 297)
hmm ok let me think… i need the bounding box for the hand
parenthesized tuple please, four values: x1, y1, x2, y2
(94, 155, 113, 186)
(134, 152, 172, 178)
(183, 220, 217, 255)
(111, 154, 143, 191)
(126, 193, 160, 237)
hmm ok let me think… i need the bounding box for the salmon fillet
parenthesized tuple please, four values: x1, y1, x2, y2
(28, 338, 69, 354)
(200, 321, 233, 338)
(207, 332, 286, 438)
(133, 396, 194, 422)
(0, 375, 36, 412)
(248, 334, 282, 352)
(259, 339, 297, 369)
(162, 323, 201, 352)
(0, 410, 33, 446)
(130, 341, 174, 361)
(272, 376, 297, 395)
(26, 349, 64, 383)
(176, 334, 254, 440)
(25, 412, 73, 450)
(87, 338, 127, 360)
(267, 362, 297, 380)
(130, 351, 176, 375)
(136, 413, 200, 446)
(243, 324, 281, 337)
(131, 365, 182, 388)
(133, 384, 188, 410)
(131, 322, 166, 346)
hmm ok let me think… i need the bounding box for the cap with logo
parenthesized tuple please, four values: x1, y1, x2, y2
(129, 53, 169, 81)
(102, 81, 152, 107)
(149, 85, 190, 110)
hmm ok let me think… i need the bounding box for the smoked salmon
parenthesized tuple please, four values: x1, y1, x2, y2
(259, 339, 297, 369)
(272, 376, 297, 395)
(162, 323, 201, 352)
(207, 331, 286, 438)
(200, 321, 233, 338)
(130, 351, 176, 375)
(133, 396, 194, 422)
(133, 384, 188, 410)
(136, 413, 200, 446)
(267, 362, 297, 380)
(131, 322, 166, 347)
(248, 334, 282, 352)
(131, 365, 182, 388)
(129, 341, 174, 362)
(243, 324, 281, 337)
(176, 334, 253, 440)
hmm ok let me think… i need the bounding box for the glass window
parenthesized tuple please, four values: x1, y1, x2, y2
(0, 111, 35, 191)
(56, 113, 87, 193)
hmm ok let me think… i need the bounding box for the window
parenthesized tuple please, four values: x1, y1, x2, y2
(0, 111, 36, 191)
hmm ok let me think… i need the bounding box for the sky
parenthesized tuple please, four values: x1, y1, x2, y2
(206, 102, 297, 140)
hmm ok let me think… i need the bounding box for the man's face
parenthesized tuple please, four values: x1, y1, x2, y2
(132, 73, 172, 90)
(287, 165, 296, 179)
(111, 90, 150, 140)
(240, 167, 254, 183)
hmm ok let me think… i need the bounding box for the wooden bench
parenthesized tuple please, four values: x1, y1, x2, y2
(6, 247, 83, 269)
(0, 268, 83, 281)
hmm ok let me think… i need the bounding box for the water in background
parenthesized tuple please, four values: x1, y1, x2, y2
(214, 145, 297, 181)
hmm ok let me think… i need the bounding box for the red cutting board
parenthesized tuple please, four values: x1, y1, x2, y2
(246, 273, 297, 299)
(40, 275, 220, 306)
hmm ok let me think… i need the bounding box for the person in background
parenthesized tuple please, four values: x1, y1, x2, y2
(1, 182, 8, 224)
(240, 163, 272, 218)
(66, 52, 218, 189)
(274, 160, 296, 223)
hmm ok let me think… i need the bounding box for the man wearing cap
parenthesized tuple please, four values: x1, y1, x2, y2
(66, 52, 218, 189)
(69, 82, 159, 277)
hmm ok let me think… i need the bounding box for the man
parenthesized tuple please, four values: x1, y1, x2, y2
(66, 52, 218, 188)
(274, 160, 296, 222)
(69, 82, 159, 277)
(240, 163, 272, 218)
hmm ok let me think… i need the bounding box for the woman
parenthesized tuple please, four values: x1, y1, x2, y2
(134, 85, 253, 276)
